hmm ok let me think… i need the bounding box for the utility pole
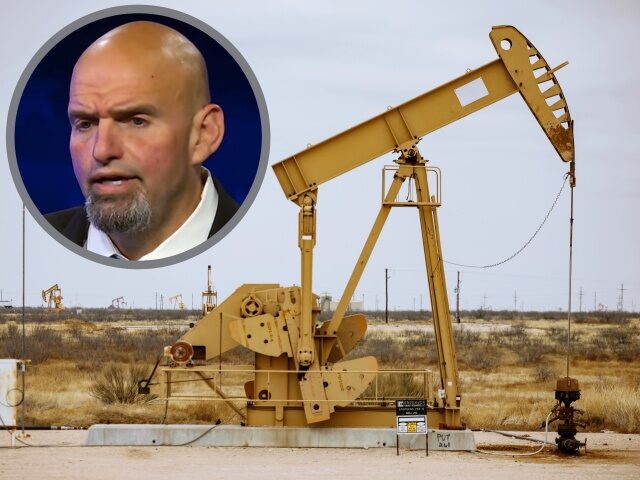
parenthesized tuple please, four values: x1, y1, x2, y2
(513, 290, 518, 311)
(618, 283, 626, 312)
(454, 271, 461, 323)
(593, 292, 597, 312)
(419, 294, 423, 311)
(155, 292, 158, 310)
(482, 293, 488, 311)
(385, 268, 390, 324)
(578, 287, 583, 313)
(160, 294, 164, 310)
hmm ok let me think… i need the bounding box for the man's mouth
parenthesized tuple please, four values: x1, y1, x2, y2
(89, 173, 140, 195)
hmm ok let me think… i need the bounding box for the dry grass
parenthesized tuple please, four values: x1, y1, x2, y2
(580, 376, 640, 433)
(89, 364, 156, 404)
(20, 361, 239, 427)
(356, 316, 640, 433)
(0, 311, 638, 432)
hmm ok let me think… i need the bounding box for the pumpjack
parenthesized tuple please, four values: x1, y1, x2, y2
(151, 26, 575, 430)
(110, 296, 127, 309)
(169, 294, 186, 310)
(42, 284, 64, 312)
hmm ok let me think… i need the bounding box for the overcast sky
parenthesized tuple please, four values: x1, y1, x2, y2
(1, 0, 638, 312)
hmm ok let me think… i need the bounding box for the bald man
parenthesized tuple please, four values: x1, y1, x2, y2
(45, 21, 238, 260)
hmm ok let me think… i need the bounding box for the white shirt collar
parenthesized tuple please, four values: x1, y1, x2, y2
(86, 169, 218, 260)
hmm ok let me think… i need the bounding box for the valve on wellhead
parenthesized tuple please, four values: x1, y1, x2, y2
(545, 377, 587, 453)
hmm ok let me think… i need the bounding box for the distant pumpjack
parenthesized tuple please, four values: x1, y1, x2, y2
(42, 284, 64, 312)
(110, 296, 127, 309)
(170, 294, 186, 310)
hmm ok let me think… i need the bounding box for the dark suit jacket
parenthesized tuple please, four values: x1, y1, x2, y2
(45, 176, 239, 248)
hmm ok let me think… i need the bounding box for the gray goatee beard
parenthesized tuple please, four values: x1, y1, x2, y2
(85, 190, 152, 234)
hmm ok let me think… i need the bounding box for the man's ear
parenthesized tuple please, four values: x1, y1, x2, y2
(190, 104, 224, 166)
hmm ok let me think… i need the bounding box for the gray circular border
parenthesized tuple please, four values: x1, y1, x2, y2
(6, 4, 270, 269)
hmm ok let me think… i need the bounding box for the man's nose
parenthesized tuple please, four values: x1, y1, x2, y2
(92, 120, 122, 164)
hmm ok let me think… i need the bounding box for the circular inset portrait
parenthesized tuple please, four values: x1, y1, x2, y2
(7, 6, 269, 268)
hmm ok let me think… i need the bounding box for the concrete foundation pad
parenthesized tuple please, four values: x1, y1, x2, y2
(86, 425, 476, 451)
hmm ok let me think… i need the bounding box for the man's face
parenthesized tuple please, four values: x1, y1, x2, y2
(68, 49, 197, 233)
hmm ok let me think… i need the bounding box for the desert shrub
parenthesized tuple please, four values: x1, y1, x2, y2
(0, 322, 185, 365)
(363, 372, 424, 400)
(398, 329, 433, 347)
(318, 310, 435, 323)
(462, 348, 500, 372)
(453, 329, 481, 347)
(503, 324, 528, 344)
(466, 309, 486, 320)
(534, 363, 556, 382)
(515, 338, 549, 366)
(588, 311, 631, 325)
(179, 401, 232, 423)
(574, 341, 606, 361)
(375, 338, 403, 365)
(19, 326, 64, 364)
(0, 324, 64, 362)
(353, 335, 402, 365)
(0, 323, 22, 358)
(617, 341, 640, 362)
(0, 323, 64, 364)
(545, 326, 565, 342)
(599, 326, 631, 347)
(89, 364, 157, 404)
(482, 330, 507, 347)
(575, 326, 639, 362)
(97, 327, 183, 362)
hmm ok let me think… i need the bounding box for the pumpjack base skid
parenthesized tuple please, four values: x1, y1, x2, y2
(247, 405, 460, 429)
(86, 424, 477, 451)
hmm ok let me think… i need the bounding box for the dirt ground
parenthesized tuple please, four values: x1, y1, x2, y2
(0, 430, 638, 479)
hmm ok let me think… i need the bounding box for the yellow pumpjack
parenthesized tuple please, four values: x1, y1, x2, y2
(153, 25, 575, 430)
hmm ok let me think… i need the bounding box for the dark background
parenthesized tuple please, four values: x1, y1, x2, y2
(15, 13, 262, 214)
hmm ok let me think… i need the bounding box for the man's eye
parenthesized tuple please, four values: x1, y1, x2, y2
(130, 117, 147, 127)
(74, 120, 94, 131)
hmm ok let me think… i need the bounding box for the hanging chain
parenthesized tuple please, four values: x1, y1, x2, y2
(444, 174, 569, 269)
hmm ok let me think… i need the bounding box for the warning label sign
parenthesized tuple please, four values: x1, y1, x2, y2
(396, 415, 427, 434)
